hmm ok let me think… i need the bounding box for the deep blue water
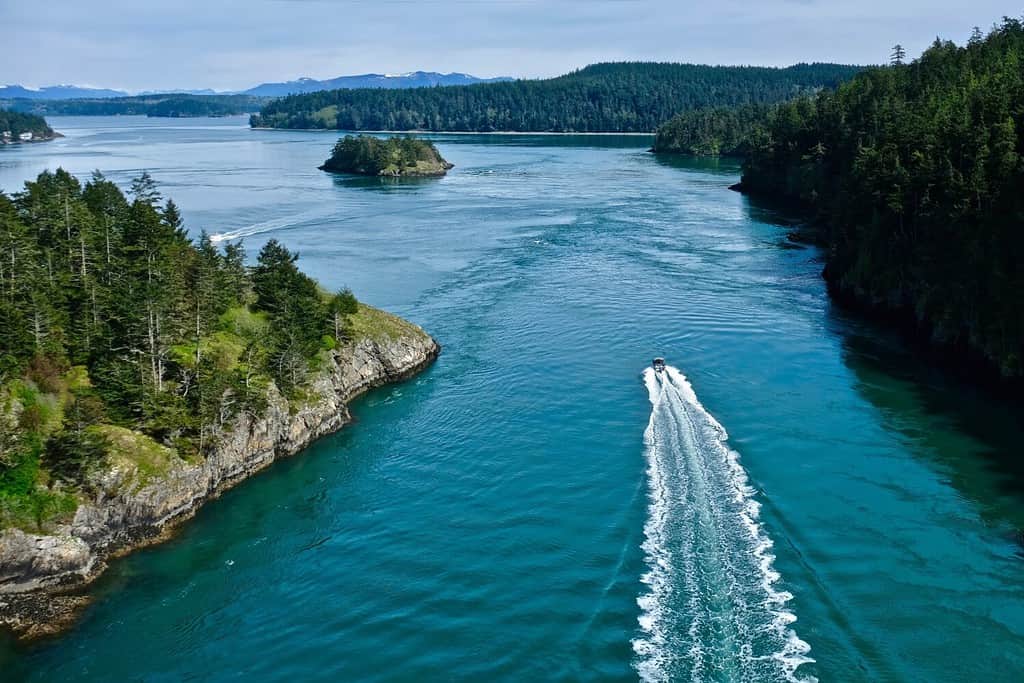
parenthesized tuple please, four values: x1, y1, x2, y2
(1, 117, 1023, 681)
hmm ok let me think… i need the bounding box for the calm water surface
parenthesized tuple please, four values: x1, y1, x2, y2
(1, 117, 1022, 682)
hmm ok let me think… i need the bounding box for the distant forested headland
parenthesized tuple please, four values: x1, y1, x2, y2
(0, 109, 58, 143)
(4, 94, 268, 118)
(250, 62, 862, 132)
(651, 104, 773, 156)
(657, 20, 1024, 382)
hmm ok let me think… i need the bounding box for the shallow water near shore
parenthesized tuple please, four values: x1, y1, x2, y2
(1, 117, 1023, 681)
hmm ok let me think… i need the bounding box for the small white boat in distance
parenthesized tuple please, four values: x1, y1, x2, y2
(652, 357, 666, 373)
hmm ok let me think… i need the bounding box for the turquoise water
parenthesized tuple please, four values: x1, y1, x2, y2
(1, 117, 1023, 681)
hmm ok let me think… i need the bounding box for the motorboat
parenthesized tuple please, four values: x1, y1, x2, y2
(652, 357, 666, 373)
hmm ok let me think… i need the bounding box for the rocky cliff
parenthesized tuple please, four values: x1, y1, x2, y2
(0, 327, 439, 639)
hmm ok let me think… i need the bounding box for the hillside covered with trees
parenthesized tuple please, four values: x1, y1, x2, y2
(0, 170, 362, 530)
(0, 109, 56, 143)
(4, 94, 268, 118)
(250, 62, 862, 133)
(736, 20, 1024, 381)
(651, 103, 773, 156)
(320, 135, 453, 176)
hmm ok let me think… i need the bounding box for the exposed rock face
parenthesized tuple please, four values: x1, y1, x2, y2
(0, 331, 438, 639)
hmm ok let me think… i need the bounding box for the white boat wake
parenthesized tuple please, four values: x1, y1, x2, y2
(209, 208, 329, 243)
(633, 365, 815, 682)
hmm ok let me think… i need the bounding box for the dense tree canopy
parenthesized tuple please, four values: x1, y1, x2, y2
(651, 104, 773, 156)
(738, 20, 1024, 379)
(251, 62, 862, 133)
(0, 171, 357, 528)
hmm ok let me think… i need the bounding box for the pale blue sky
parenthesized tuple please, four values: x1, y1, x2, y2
(6, 1, 1018, 91)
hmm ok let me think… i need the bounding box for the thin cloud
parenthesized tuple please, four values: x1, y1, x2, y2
(5, 1, 1014, 91)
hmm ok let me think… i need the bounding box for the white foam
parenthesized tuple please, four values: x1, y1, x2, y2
(209, 208, 327, 243)
(632, 364, 816, 682)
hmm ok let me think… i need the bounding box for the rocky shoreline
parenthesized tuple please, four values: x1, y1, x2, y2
(0, 327, 439, 640)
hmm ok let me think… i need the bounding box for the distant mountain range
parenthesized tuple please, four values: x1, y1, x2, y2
(137, 89, 220, 96)
(0, 72, 513, 100)
(243, 71, 512, 97)
(0, 84, 129, 100)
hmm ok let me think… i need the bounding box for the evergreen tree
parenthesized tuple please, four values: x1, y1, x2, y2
(328, 288, 359, 341)
(253, 240, 328, 392)
(42, 388, 108, 485)
(221, 241, 250, 303)
(129, 171, 161, 206)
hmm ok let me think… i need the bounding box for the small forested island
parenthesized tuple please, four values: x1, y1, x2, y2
(0, 170, 438, 638)
(654, 20, 1024, 383)
(251, 62, 861, 132)
(320, 135, 453, 176)
(0, 109, 59, 143)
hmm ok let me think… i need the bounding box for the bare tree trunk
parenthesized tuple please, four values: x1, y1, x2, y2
(145, 251, 163, 391)
(79, 228, 87, 282)
(156, 312, 164, 393)
(147, 306, 158, 389)
(104, 216, 112, 286)
(195, 297, 202, 367)
(65, 195, 72, 270)
(33, 310, 43, 349)
(7, 245, 14, 301)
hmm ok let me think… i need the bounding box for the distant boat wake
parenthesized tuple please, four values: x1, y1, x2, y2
(209, 214, 299, 243)
(633, 365, 815, 682)
(209, 207, 330, 243)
